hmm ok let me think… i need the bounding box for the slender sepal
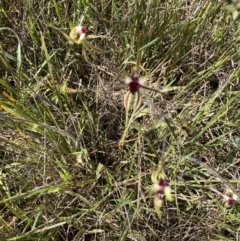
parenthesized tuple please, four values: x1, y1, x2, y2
(133, 91, 142, 113)
(83, 40, 110, 53)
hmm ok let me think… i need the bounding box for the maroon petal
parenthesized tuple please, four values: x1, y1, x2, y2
(228, 197, 236, 206)
(81, 26, 88, 34)
(128, 81, 141, 94)
(133, 91, 142, 112)
(124, 91, 132, 109)
(158, 178, 168, 187)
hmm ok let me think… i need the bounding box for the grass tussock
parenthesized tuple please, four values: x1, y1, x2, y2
(0, 0, 240, 240)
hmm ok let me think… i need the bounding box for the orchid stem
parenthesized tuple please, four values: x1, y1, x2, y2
(119, 108, 136, 146)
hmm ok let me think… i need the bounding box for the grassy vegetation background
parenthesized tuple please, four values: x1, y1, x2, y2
(0, 0, 240, 240)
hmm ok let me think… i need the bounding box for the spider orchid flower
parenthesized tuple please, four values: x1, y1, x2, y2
(124, 73, 145, 115)
(151, 166, 174, 219)
(224, 189, 238, 206)
(152, 178, 173, 220)
(209, 187, 238, 206)
(69, 26, 88, 44)
(124, 73, 161, 118)
(119, 71, 161, 146)
(47, 23, 109, 53)
(125, 74, 144, 94)
(153, 178, 174, 202)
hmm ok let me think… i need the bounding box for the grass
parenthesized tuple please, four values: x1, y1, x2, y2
(0, 0, 240, 240)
